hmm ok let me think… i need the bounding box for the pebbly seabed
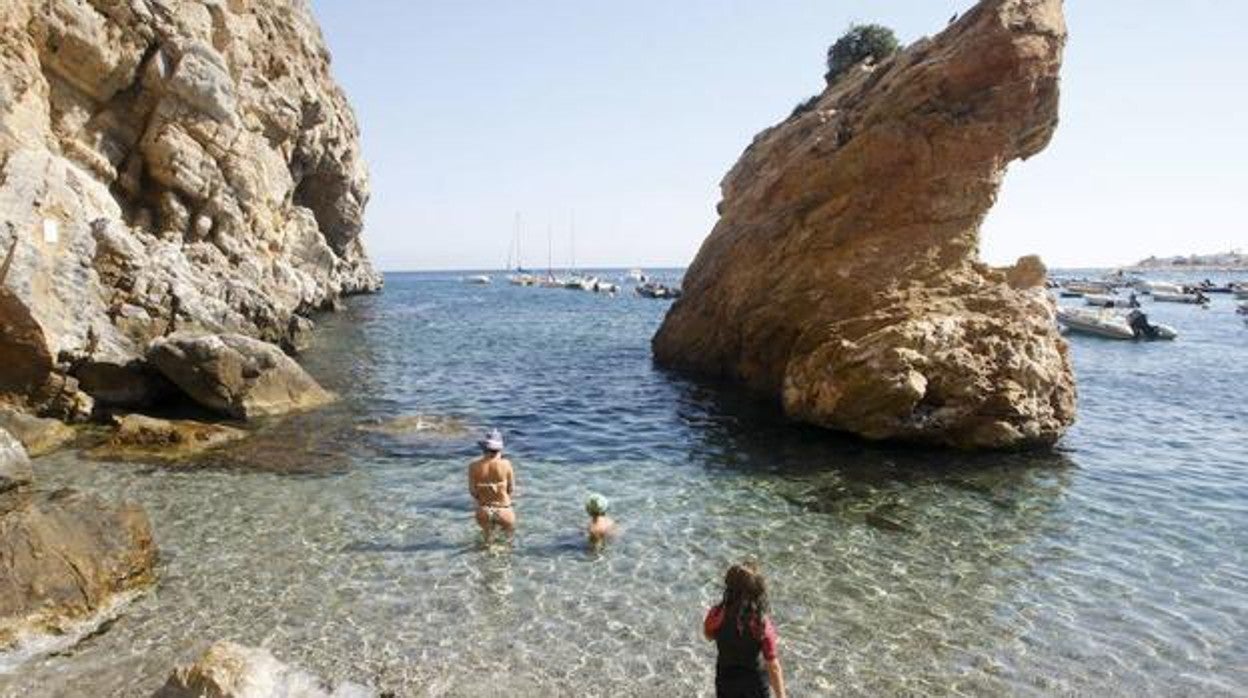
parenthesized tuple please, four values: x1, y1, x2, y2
(3, 269, 1245, 697)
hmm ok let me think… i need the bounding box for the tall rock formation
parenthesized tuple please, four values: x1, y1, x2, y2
(0, 0, 378, 417)
(653, 0, 1076, 449)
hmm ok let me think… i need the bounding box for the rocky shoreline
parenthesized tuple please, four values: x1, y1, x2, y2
(0, 0, 383, 682)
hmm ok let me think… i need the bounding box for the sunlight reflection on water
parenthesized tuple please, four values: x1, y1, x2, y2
(4, 271, 1247, 696)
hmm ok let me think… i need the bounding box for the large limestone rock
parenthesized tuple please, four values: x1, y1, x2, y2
(0, 406, 76, 456)
(653, 0, 1076, 449)
(154, 641, 376, 698)
(0, 429, 34, 492)
(148, 332, 333, 419)
(0, 0, 378, 415)
(0, 487, 157, 648)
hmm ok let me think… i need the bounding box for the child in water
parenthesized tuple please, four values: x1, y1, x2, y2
(585, 493, 616, 544)
(703, 562, 787, 698)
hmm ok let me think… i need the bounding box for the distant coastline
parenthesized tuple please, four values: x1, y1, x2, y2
(1123, 251, 1248, 272)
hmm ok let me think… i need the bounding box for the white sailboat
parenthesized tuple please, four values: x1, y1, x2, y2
(506, 213, 536, 286)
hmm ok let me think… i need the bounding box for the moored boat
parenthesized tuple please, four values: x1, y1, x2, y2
(464, 274, 491, 284)
(1084, 293, 1139, 309)
(1153, 291, 1209, 305)
(1056, 307, 1176, 341)
(1135, 280, 1185, 295)
(1063, 281, 1114, 296)
(637, 282, 682, 299)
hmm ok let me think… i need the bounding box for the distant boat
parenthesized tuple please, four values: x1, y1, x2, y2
(1135, 280, 1185, 295)
(1062, 281, 1113, 296)
(504, 213, 534, 285)
(1153, 291, 1208, 305)
(1084, 293, 1139, 309)
(626, 268, 647, 282)
(637, 282, 682, 299)
(464, 274, 491, 285)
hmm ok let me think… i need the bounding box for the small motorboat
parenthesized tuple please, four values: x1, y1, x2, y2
(1057, 308, 1176, 341)
(464, 274, 492, 285)
(1135, 280, 1185, 295)
(626, 268, 647, 282)
(1063, 281, 1114, 296)
(636, 282, 682, 299)
(1153, 291, 1209, 305)
(1084, 293, 1139, 309)
(1195, 281, 1234, 294)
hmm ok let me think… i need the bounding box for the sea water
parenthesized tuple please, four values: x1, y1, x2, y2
(4, 270, 1246, 696)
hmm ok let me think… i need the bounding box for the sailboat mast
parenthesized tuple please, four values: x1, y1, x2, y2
(570, 210, 576, 275)
(547, 223, 553, 278)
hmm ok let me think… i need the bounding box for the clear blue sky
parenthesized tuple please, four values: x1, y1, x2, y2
(310, 0, 1246, 271)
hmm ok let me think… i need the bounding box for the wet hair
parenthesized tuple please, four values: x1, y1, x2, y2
(721, 561, 770, 631)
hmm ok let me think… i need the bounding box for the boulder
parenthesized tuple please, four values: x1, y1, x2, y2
(72, 358, 177, 409)
(652, 0, 1076, 449)
(0, 0, 380, 413)
(0, 406, 75, 457)
(154, 641, 376, 698)
(0, 487, 156, 648)
(89, 414, 247, 461)
(148, 333, 333, 420)
(0, 428, 33, 492)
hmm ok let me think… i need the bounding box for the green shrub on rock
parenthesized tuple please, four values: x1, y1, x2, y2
(825, 24, 899, 84)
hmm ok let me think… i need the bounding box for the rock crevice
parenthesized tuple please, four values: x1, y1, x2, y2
(653, 0, 1076, 449)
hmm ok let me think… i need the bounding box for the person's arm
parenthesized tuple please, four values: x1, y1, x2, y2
(766, 658, 786, 698)
(506, 463, 515, 497)
(760, 617, 785, 697)
(467, 467, 479, 503)
(702, 606, 722, 641)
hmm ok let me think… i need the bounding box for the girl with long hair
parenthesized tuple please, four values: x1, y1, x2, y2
(703, 562, 787, 698)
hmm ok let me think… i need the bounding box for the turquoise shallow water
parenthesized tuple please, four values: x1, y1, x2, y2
(4, 270, 1247, 696)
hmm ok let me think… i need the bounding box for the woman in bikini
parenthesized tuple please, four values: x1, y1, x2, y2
(467, 428, 516, 543)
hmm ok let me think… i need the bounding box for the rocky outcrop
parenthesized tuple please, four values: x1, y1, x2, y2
(148, 332, 333, 419)
(89, 413, 247, 461)
(0, 429, 34, 492)
(0, 0, 378, 417)
(0, 406, 76, 456)
(0, 485, 156, 648)
(653, 0, 1076, 449)
(154, 641, 376, 698)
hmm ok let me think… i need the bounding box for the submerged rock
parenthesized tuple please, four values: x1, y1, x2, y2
(148, 333, 334, 420)
(89, 414, 247, 462)
(154, 641, 376, 698)
(0, 487, 156, 649)
(653, 0, 1076, 449)
(0, 0, 379, 415)
(357, 414, 471, 438)
(0, 407, 75, 457)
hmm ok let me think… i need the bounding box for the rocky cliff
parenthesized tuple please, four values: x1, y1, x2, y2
(0, 0, 378, 418)
(653, 0, 1076, 449)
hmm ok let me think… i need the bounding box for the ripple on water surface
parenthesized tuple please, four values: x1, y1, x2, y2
(4, 271, 1248, 697)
